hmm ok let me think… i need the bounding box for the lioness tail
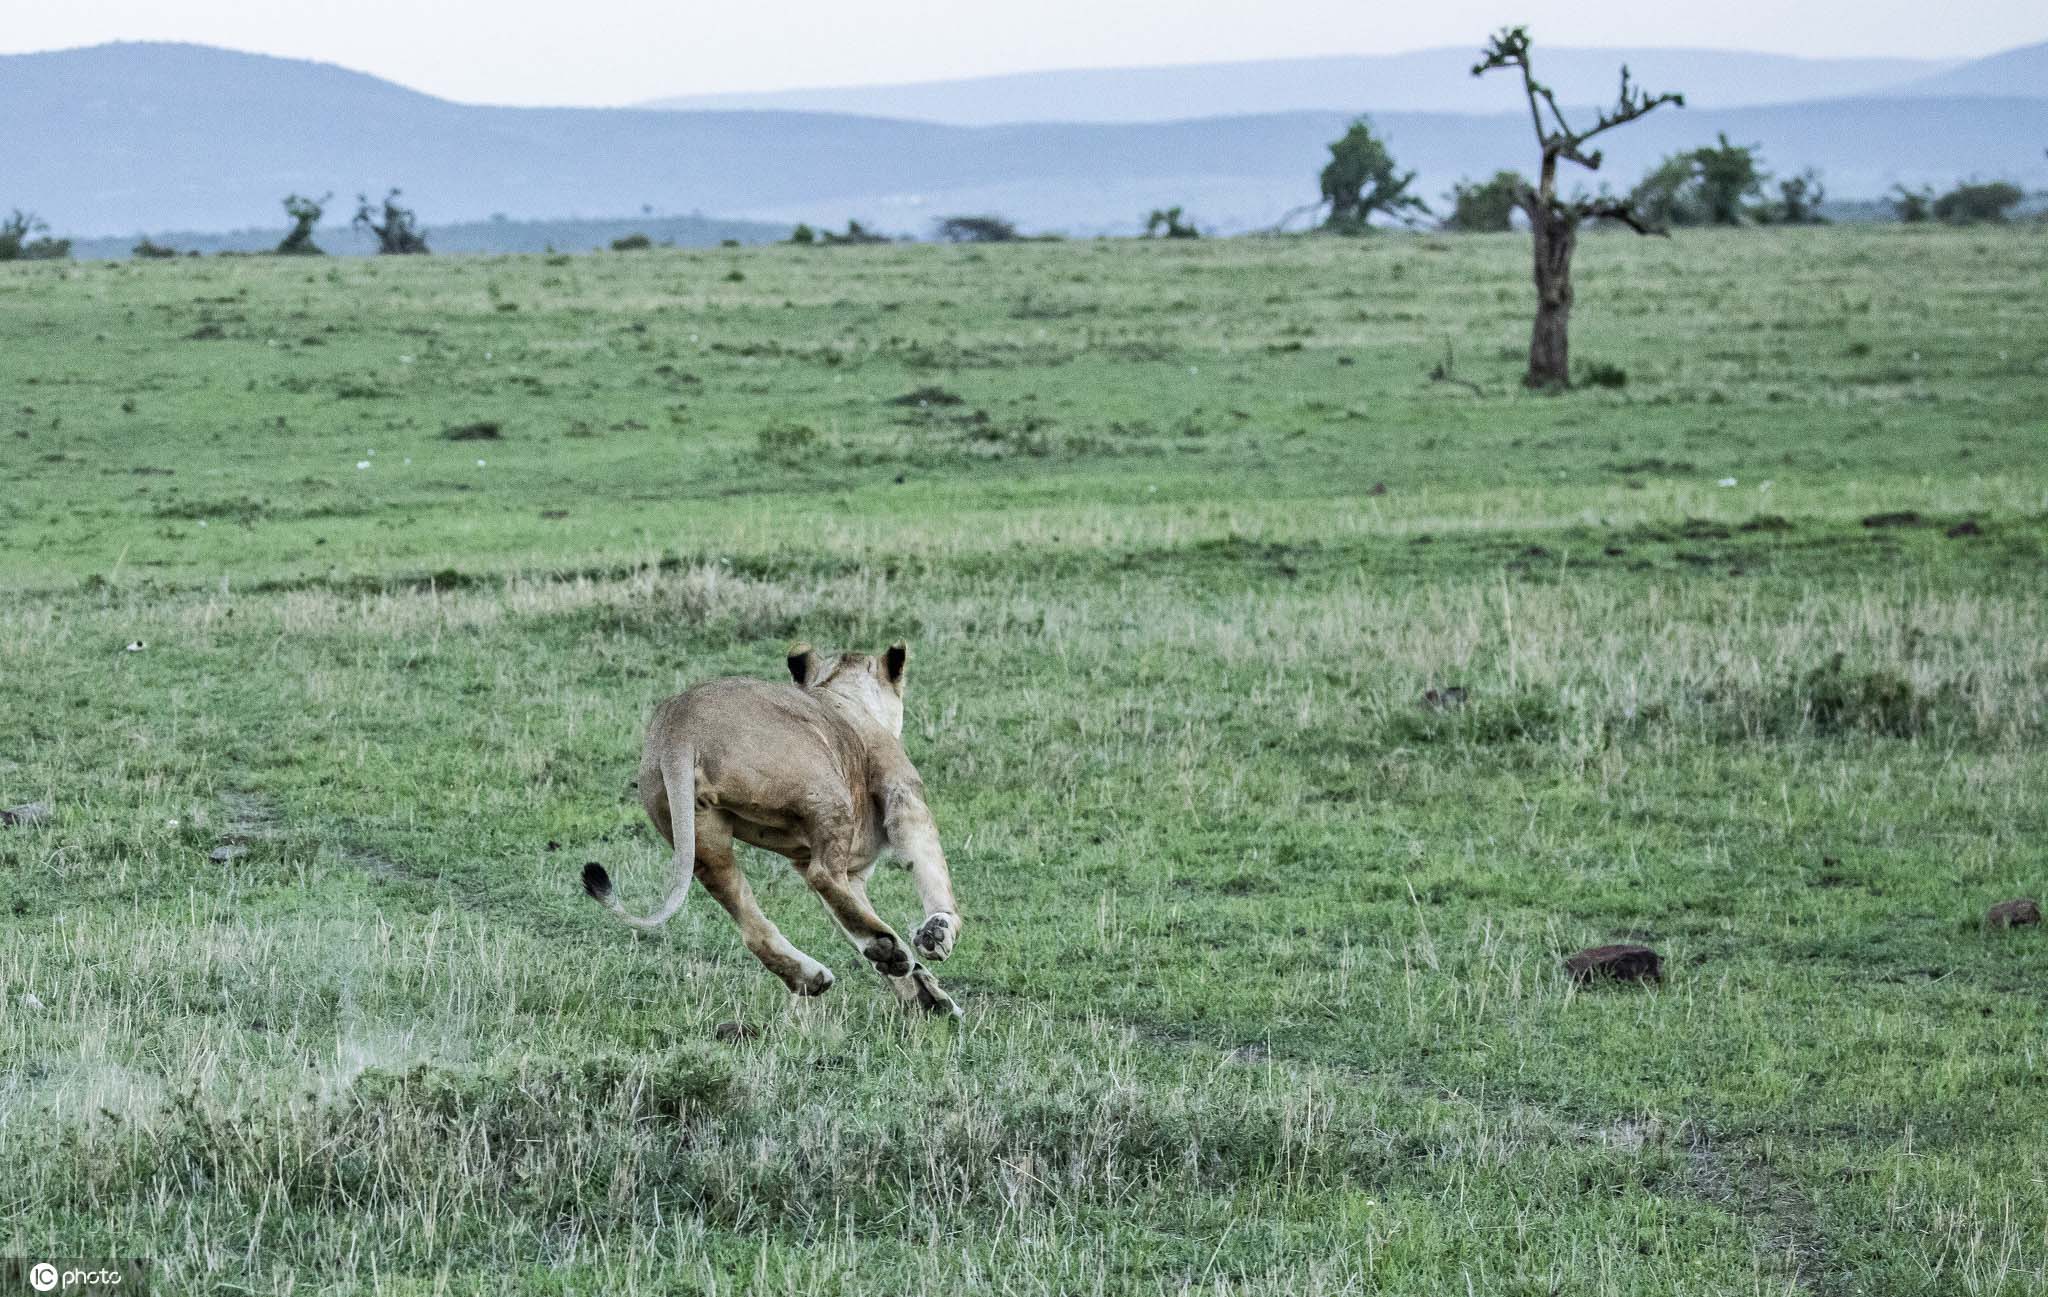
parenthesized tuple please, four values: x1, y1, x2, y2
(581, 745, 696, 930)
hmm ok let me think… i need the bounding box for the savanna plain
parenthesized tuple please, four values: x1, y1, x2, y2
(1, 227, 2045, 1295)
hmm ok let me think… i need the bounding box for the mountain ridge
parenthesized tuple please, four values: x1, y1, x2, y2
(640, 45, 1964, 124)
(1888, 38, 2048, 98)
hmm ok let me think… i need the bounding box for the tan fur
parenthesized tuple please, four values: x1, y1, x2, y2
(581, 641, 963, 1016)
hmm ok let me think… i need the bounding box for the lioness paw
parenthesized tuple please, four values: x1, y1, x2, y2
(914, 912, 958, 962)
(863, 935, 913, 978)
(910, 967, 963, 1018)
(794, 966, 836, 997)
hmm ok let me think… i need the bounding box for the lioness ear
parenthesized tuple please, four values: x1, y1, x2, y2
(787, 642, 817, 686)
(882, 641, 908, 688)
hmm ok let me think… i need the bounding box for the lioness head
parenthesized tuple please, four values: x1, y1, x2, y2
(787, 641, 910, 735)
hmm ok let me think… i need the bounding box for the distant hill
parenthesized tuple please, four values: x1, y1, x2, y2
(1, 43, 955, 238)
(1892, 39, 2048, 98)
(5, 42, 2045, 245)
(643, 47, 1956, 124)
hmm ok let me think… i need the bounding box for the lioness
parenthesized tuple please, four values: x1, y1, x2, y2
(581, 642, 963, 1016)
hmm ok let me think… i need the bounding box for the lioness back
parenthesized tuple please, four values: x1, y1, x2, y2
(639, 676, 881, 830)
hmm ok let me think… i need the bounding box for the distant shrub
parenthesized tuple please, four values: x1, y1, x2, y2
(0, 210, 66, 261)
(1932, 181, 2023, 226)
(794, 219, 889, 246)
(1888, 184, 1935, 223)
(276, 193, 330, 255)
(0, 210, 31, 260)
(610, 233, 653, 251)
(820, 219, 890, 245)
(1318, 116, 1427, 232)
(132, 237, 181, 259)
(1629, 155, 1709, 228)
(936, 215, 1019, 243)
(353, 189, 429, 254)
(1142, 206, 1199, 239)
(1629, 135, 1765, 227)
(1691, 134, 1767, 225)
(1441, 171, 1526, 232)
(1756, 170, 1828, 226)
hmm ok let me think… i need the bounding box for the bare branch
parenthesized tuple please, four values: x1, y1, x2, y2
(1267, 201, 1330, 235)
(1531, 82, 1578, 143)
(1575, 66, 1685, 152)
(1477, 29, 1683, 178)
(1469, 25, 1530, 78)
(1473, 26, 1551, 154)
(1577, 197, 1668, 237)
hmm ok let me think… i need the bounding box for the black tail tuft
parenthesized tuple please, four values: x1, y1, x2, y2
(581, 862, 612, 901)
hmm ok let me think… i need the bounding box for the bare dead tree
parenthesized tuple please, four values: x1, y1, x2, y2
(1473, 27, 1683, 389)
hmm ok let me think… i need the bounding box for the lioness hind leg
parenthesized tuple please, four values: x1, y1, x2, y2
(693, 814, 834, 997)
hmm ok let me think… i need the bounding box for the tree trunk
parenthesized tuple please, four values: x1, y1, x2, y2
(1526, 208, 1577, 389)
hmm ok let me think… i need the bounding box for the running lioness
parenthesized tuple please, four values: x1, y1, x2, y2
(581, 642, 963, 1016)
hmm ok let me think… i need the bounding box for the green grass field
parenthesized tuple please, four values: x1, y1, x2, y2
(2, 226, 2045, 1295)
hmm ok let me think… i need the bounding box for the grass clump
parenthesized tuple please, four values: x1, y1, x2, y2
(1386, 689, 1563, 746)
(1790, 652, 1944, 738)
(1579, 360, 1628, 389)
(755, 421, 819, 459)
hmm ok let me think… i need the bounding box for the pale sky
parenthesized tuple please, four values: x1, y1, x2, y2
(5, 1, 2041, 106)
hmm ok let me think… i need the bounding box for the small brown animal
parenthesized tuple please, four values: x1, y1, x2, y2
(581, 642, 963, 1016)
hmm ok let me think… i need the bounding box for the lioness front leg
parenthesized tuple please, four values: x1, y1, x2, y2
(804, 858, 915, 978)
(883, 781, 961, 962)
(842, 871, 961, 1019)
